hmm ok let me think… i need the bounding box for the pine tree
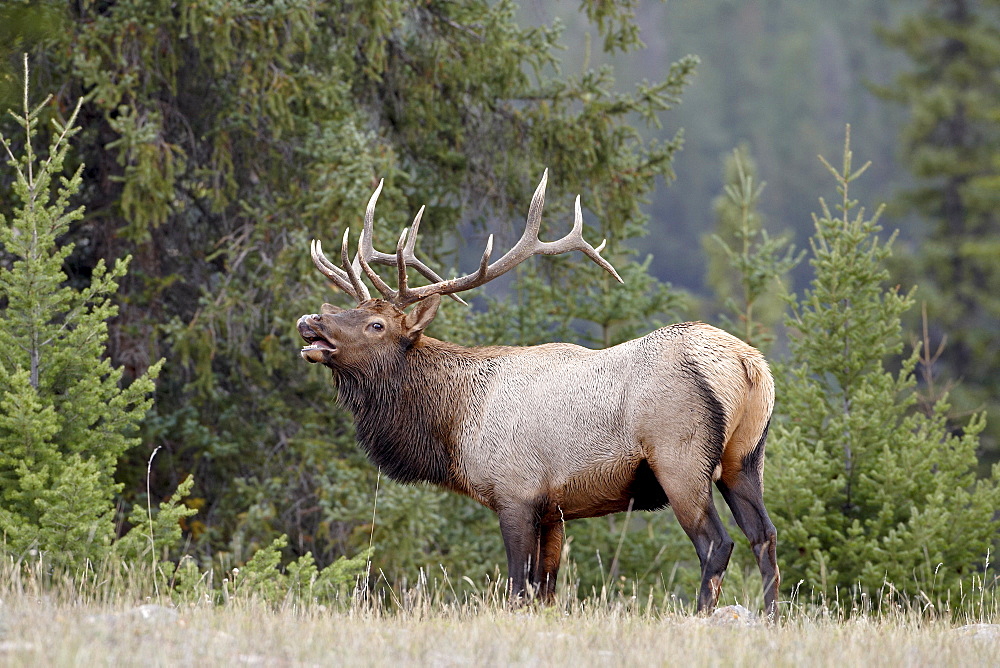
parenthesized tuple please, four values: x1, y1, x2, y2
(766, 130, 1000, 608)
(875, 0, 1000, 452)
(0, 60, 163, 569)
(703, 145, 802, 350)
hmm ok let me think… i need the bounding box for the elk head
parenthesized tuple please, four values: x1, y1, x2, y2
(298, 170, 623, 366)
(298, 296, 441, 370)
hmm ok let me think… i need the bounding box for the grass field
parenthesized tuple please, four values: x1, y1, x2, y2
(2, 568, 998, 667)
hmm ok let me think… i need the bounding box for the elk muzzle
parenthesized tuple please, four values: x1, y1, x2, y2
(297, 314, 338, 364)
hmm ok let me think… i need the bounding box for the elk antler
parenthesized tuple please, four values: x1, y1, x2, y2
(310, 234, 369, 302)
(309, 181, 457, 304)
(355, 181, 468, 306)
(310, 170, 624, 307)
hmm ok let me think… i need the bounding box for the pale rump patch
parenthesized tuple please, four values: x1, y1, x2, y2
(674, 324, 774, 485)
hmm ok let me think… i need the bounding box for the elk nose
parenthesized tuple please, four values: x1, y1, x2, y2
(296, 314, 323, 333)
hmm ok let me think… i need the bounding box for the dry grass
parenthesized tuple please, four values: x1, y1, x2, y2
(1, 594, 998, 667)
(1, 564, 998, 667)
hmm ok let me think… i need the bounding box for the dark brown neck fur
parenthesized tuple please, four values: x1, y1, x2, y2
(333, 337, 505, 489)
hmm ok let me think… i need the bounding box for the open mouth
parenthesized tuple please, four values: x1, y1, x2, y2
(300, 333, 336, 353)
(298, 319, 337, 362)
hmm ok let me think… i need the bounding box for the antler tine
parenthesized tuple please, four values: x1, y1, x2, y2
(362, 179, 385, 252)
(479, 234, 495, 277)
(359, 180, 400, 267)
(398, 207, 465, 303)
(357, 226, 398, 301)
(396, 207, 450, 284)
(404, 206, 423, 255)
(358, 179, 405, 301)
(395, 227, 410, 300)
(311, 239, 364, 302)
(566, 195, 624, 283)
(523, 167, 548, 239)
(361, 185, 430, 272)
(341, 229, 370, 302)
(310, 239, 343, 283)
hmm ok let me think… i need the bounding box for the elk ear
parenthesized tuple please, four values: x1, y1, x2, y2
(403, 294, 441, 340)
(321, 303, 344, 315)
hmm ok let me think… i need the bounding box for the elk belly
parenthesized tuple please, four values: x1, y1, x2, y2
(457, 343, 647, 511)
(549, 458, 670, 520)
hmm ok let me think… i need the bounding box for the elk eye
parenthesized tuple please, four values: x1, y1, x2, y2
(370, 321, 384, 332)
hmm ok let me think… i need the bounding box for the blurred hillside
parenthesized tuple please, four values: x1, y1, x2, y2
(527, 0, 914, 295)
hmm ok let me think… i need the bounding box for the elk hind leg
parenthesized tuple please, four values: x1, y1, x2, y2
(532, 521, 564, 602)
(717, 467, 779, 617)
(658, 471, 734, 614)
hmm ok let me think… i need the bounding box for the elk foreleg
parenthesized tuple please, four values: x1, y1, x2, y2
(532, 521, 564, 602)
(498, 503, 541, 603)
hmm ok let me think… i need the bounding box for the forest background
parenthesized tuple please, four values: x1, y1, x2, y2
(1, 0, 998, 611)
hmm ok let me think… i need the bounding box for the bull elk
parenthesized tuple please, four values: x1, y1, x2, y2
(297, 171, 779, 615)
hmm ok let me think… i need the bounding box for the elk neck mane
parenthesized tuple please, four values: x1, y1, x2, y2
(331, 336, 508, 490)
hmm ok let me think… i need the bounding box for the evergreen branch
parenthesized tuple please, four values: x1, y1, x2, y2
(41, 97, 84, 177)
(0, 132, 21, 179)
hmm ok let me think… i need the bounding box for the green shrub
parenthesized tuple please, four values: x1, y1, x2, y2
(0, 61, 175, 570)
(767, 130, 1000, 610)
